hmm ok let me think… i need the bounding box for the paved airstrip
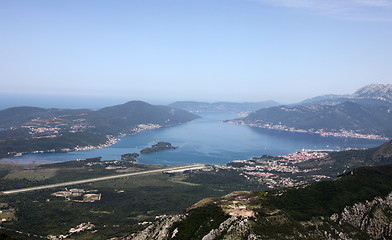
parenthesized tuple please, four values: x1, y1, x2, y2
(2, 164, 206, 194)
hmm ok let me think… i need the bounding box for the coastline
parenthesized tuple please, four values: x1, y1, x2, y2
(2, 115, 385, 166)
(1, 120, 197, 162)
(228, 120, 390, 141)
(2, 123, 164, 160)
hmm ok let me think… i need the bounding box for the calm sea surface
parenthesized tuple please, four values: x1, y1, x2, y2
(2, 113, 387, 165)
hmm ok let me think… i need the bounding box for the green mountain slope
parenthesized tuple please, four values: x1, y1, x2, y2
(0, 107, 91, 128)
(128, 141, 392, 240)
(0, 101, 199, 158)
(88, 101, 197, 134)
(238, 101, 392, 137)
(232, 84, 392, 138)
(129, 163, 392, 240)
(299, 139, 392, 176)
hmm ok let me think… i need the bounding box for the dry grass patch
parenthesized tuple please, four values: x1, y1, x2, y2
(4, 168, 58, 181)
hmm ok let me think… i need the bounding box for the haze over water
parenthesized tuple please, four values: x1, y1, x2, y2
(3, 113, 386, 165)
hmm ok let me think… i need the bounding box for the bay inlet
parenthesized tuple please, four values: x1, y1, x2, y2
(2, 113, 386, 165)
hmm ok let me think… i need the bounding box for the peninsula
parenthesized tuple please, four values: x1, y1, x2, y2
(0, 101, 199, 159)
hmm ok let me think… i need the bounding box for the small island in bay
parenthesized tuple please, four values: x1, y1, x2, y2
(140, 142, 179, 154)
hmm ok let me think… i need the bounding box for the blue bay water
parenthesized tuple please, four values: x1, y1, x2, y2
(3, 113, 387, 165)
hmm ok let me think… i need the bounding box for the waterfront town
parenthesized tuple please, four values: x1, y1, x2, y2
(11, 118, 163, 157)
(21, 113, 161, 143)
(228, 119, 390, 141)
(215, 150, 333, 189)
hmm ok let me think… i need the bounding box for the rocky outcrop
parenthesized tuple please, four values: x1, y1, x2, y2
(333, 192, 392, 239)
(125, 214, 186, 240)
(201, 217, 257, 240)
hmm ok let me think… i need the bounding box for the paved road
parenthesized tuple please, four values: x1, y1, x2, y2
(2, 164, 206, 195)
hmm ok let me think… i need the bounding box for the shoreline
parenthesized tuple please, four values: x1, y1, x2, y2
(2, 116, 386, 166)
(228, 120, 390, 141)
(0, 144, 363, 167)
(0, 121, 194, 163)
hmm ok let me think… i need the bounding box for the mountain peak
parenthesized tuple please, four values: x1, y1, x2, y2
(353, 83, 392, 102)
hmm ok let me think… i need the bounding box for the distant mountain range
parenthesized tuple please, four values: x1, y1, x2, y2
(129, 140, 392, 240)
(353, 83, 392, 102)
(0, 101, 199, 158)
(232, 84, 392, 139)
(169, 100, 279, 113)
(300, 83, 392, 107)
(299, 94, 350, 106)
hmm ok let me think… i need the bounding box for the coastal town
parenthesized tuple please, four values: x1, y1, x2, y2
(21, 114, 93, 139)
(215, 150, 333, 189)
(228, 119, 390, 141)
(9, 122, 163, 157)
(21, 114, 161, 146)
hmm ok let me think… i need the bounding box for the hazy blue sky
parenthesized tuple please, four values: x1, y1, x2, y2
(1, 0, 392, 107)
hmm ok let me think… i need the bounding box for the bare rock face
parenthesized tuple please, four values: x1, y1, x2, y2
(124, 214, 186, 240)
(334, 192, 392, 239)
(201, 217, 258, 240)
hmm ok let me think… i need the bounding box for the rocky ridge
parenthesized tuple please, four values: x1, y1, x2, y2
(353, 83, 392, 102)
(126, 192, 392, 240)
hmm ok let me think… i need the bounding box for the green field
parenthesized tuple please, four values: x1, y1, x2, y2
(0, 212, 15, 221)
(4, 168, 57, 181)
